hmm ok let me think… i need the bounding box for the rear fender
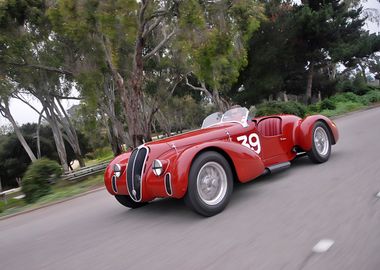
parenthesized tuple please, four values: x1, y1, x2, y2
(296, 115, 339, 151)
(171, 141, 265, 199)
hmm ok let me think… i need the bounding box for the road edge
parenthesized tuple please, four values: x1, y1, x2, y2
(0, 186, 106, 221)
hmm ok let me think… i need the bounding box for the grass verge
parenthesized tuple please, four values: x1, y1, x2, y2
(0, 173, 104, 218)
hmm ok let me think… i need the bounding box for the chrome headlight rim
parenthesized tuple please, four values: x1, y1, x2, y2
(113, 163, 121, 178)
(152, 159, 163, 176)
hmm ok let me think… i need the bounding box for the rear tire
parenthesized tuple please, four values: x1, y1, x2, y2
(185, 151, 233, 217)
(115, 195, 148, 209)
(307, 121, 331, 163)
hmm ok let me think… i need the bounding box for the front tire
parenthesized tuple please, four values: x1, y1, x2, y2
(307, 121, 331, 163)
(185, 151, 233, 217)
(115, 195, 148, 209)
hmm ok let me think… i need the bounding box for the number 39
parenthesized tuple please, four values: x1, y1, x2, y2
(237, 133, 261, 154)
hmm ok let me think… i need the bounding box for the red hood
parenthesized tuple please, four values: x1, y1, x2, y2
(145, 123, 235, 149)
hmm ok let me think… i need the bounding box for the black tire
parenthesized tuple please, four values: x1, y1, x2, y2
(307, 121, 332, 163)
(115, 195, 148, 209)
(185, 151, 233, 217)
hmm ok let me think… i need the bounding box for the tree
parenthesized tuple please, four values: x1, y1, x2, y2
(179, 0, 265, 111)
(234, 0, 379, 105)
(294, 0, 366, 103)
(369, 54, 380, 85)
(232, 0, 305, 104)
(0, 80, 37, 162)
(0, 0, 86, 171)
(49, 0, 181, 147)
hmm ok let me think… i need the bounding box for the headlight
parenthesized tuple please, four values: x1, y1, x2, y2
(152, 159, 163, 176)
(113, 164, 121, 178)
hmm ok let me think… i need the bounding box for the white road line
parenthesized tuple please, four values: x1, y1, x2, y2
(312, 239, 335, 253)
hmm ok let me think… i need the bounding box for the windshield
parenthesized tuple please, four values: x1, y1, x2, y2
(201, 107, 249, 128)
(201, 112, 223, 129)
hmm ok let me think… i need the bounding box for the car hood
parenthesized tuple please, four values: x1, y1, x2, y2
(145, 123, 235, 150)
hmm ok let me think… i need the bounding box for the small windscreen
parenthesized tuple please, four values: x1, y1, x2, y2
(201, 107, 249, 128)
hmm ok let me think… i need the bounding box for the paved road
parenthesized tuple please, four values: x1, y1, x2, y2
(1, 108, 380, 270)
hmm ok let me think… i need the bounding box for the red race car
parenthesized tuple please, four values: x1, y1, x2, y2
(104, 107, 339, 216)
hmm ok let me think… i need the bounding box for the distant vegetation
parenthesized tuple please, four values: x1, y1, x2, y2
(256, 87, 380, 118)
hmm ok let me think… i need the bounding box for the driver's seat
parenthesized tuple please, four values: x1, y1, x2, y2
(257, 117, 282, 136)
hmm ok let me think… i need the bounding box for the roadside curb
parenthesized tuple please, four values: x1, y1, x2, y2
(0, 186, 106, 221)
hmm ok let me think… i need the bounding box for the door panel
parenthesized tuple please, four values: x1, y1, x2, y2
(257, 117, 287, 163)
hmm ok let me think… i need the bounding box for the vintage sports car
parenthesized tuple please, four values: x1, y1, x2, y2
(104, 107, 339, 216)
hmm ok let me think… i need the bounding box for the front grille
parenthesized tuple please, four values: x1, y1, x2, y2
(126, 147, 148, 202)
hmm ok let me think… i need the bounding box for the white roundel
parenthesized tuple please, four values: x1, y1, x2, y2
(237, 133, 261, 154)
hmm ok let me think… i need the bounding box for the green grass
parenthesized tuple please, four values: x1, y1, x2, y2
(85, 147, 114, 166)
(0, 173, 104, 218)
(314, 89, 380, 117)
(318, 101, 365, 117)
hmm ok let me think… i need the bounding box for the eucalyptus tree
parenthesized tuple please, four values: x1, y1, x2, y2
(179, 0, 265, 111)
(0, 0, 89, 170)
(0, 80, 37, 162)
(48, 0, 183, 146)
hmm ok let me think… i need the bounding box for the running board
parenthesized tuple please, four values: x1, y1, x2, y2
(262, 161, 291, 175)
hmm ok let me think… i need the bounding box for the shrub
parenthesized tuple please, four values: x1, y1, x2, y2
(307, 104, 318, 113)
(320, 101, 364, 117)
(361, 90, 380, 104)
(318, 99, 336, 110)
(22, 158, 62, 203)
(330, 92, 361, 104)
(256, 101, 307, 118)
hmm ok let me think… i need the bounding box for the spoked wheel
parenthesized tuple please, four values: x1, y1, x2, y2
(115, 195, 148, 209)
(308, 121, 331, 163)
(185, 151, 233, 217)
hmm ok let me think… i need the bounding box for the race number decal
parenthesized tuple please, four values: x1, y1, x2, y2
(237, 133, 261, 154)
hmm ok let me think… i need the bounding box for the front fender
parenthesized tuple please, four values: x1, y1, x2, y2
(104, 152, 131, 195)
(171, 140, 265, 199)
(296, 115, 339, 151)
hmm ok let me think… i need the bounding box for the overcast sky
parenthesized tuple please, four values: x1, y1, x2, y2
(1, 0, 380, 127)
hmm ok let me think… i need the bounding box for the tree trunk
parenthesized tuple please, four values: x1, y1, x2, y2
(129, 32, 146, 147)
(55, 98, 85, 167)
(45, 106, 69, 172)
(283, 91, 288, 102)
(305, 62, 314, 105)
(101, 115, 122, 156)
(212, 89, 228, 112)
(36, 111, 43, 159)
(0, 103, 37, 162)
(358, 63, 367, 83)
(99, 75, 131, 155)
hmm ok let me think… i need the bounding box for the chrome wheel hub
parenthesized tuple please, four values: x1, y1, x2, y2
(314, 127, 329, 156)
(196, 161, 227, 206)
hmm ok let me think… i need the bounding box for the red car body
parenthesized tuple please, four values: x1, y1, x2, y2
(104, 111, 339, 211)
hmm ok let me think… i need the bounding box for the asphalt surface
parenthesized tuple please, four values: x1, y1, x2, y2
(1, 107, 380, 270)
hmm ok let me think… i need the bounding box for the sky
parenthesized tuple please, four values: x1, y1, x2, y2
(1, 0, 380, 127)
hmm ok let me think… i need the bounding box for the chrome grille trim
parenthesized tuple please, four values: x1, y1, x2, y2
(126, 146, 149, 202)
